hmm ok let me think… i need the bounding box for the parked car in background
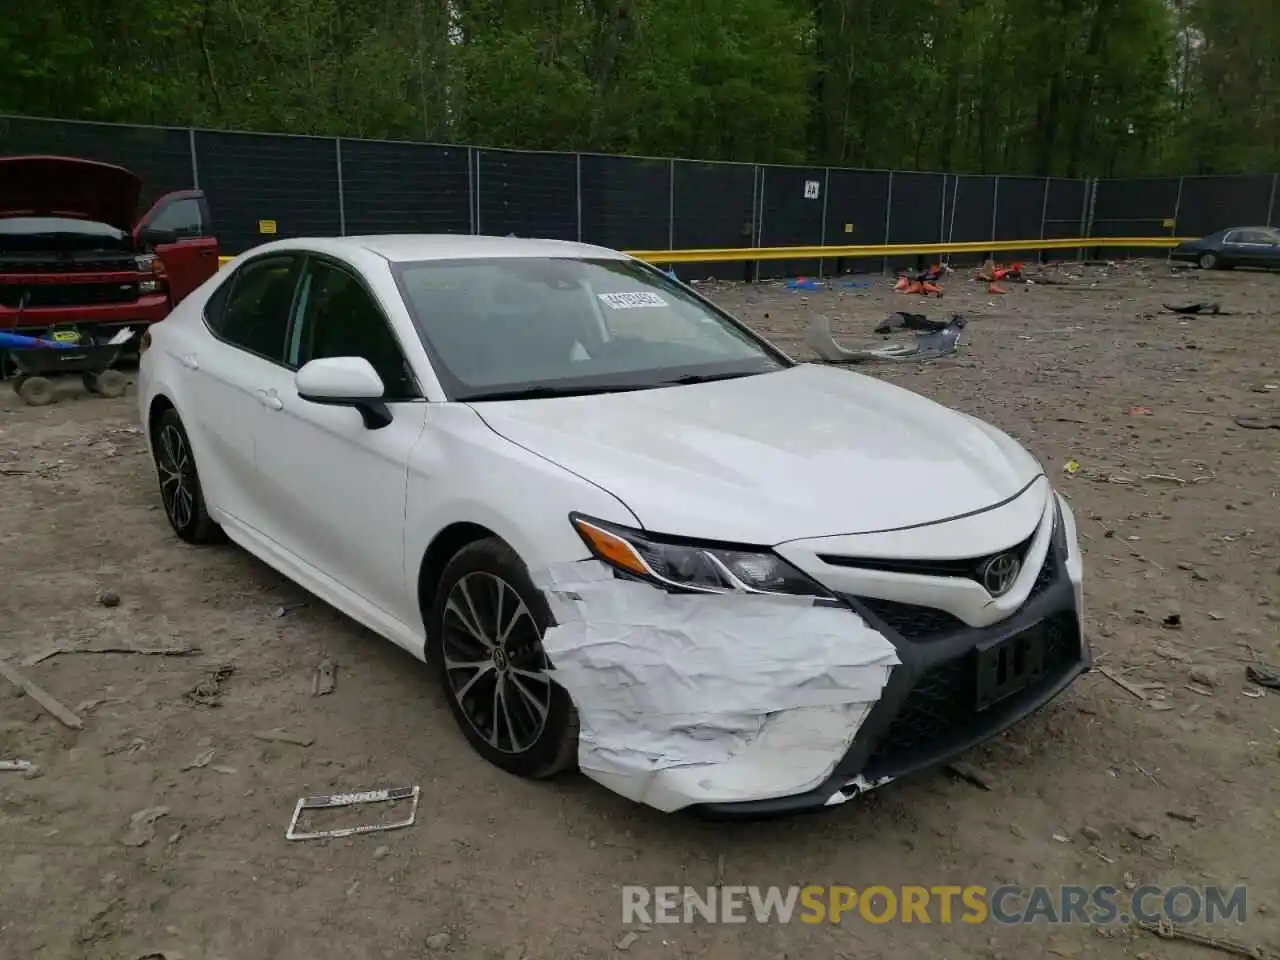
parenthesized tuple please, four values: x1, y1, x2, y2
(137, 234, 1088, 816)
(1170, 226, 1280, 270)
(0, 155, 220, 361)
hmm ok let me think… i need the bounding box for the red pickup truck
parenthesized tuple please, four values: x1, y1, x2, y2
(0, 156, 220, 356)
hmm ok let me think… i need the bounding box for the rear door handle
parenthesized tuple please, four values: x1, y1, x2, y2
(180, 354, 199, 370)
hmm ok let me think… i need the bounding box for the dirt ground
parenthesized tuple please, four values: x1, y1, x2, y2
(1, 259, 1278, 960)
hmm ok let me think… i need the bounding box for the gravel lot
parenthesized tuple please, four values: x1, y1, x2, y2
(1, 260, 1278, 960)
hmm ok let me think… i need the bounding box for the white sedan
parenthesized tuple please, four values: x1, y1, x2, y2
(137, 235, 1088, 815)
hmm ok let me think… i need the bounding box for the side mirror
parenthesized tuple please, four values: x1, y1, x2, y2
(295, 357, 392, 430)
(136, 226, 178, 248)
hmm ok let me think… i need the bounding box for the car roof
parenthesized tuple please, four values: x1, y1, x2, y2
(334, 234, 630, 263)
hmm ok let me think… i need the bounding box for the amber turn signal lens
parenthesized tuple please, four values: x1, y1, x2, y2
(571, 517, 651, 578)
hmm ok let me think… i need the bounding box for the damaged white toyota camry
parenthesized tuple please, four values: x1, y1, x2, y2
(138, 235, 1089, 815)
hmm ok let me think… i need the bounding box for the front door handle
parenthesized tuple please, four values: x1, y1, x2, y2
(180, 354, 199, 370)
(256, 389, 284, 411)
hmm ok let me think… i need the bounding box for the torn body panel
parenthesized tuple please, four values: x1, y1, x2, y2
(532, 561, 899, 812)
(532, 488, 1088, 816)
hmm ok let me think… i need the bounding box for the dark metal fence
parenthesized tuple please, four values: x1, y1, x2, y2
(3, 114, 1277, 276)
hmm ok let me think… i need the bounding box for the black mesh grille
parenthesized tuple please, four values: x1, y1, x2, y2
(855, 597, 967, 640)
(0, 281, 139, 308)
(1028, 544, 1058, 599)
(0, 254, 138, 273)
(864, 613, 1080, 778)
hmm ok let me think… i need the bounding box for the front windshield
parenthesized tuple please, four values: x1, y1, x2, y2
(393, 257, 788, 400)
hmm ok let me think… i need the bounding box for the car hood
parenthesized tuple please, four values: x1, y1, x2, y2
(470, 363, 1045, 545)
(0, 156, 142, 231)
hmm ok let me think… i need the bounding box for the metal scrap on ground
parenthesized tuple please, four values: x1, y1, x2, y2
(1234, 415, 1280, 430)
(809, 314, 966, 363)
(1163, 301, 1226, 315)
(874, 311, 952, 334)
(286, 785, 421, 841)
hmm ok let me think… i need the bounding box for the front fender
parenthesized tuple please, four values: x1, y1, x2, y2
(404, 403, 640, 598)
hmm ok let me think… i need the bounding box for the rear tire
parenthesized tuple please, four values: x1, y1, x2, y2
(17, 376, 54, 406)
(1199, 251, 1219, 270)
(429, 537, 578, 780)
(153, 407, 222, 544)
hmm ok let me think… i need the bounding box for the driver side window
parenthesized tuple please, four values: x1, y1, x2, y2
(147, 197, 206, 239)
(288, 259, 420, 401)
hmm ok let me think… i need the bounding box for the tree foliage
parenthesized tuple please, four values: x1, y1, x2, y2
(0, 0, 1275, 175)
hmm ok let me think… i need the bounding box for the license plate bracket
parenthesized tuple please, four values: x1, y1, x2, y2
(975, 625, 1047, 711)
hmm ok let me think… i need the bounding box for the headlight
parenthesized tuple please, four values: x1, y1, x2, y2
(136, 254, 159, 273)
(570, 513, 834, 598)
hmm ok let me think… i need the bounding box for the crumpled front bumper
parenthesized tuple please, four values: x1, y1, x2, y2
(537, 493, 1088, 815)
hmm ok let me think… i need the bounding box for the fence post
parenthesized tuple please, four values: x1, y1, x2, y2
(990, 175, 1000, 248)
(938, 175, 948, 263)
(575, 154, 583, 243)
(667, 159, 675, 250)
(754, 165, 765, 283)
(947, 174, 960, 245)
(1171, 176, 1185, 236)
(1077, 178, 1094, 260)
(472, 149, 481, 234)
(1038, 179, 1050, 240)
(881, 170, 894, 275)
(818, 167, 831, 279)
(1267, 174, 1277, 226)
(1036, 177, 1051, 264)
(334, 138, 346, 236)
(188, 129, 200, 189)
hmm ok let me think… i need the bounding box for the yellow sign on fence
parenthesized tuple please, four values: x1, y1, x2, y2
(258, 219, 278, 235)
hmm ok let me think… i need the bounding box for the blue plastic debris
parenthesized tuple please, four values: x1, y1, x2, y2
(0, 332, 79, 350)
(843, 279, 871, 289)
(785, 277, 823, 291)
(666, 267, 679, 282)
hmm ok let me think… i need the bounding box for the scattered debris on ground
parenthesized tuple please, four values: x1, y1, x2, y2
(312, 658, 337, 696)
(809, 314, 965, 362)
(0, 656, 84, 728)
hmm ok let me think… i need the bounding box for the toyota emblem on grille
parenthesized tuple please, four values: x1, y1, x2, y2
(980, 552, 1020, 596)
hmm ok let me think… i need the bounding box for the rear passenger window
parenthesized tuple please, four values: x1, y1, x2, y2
(202, 276, 232, 328)
(213, 256, 299, 362)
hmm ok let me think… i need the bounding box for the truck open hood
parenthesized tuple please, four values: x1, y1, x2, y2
(0, 156, 142, 232)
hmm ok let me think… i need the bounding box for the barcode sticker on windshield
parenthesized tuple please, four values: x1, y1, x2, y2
(598, 291, 669, 310)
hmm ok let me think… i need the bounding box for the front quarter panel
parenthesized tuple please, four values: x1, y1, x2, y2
(404, 402, 641, 607)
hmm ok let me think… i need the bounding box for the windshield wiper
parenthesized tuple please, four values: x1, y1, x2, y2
(461, 383, 659, 402)
(656, 371, 769, 387)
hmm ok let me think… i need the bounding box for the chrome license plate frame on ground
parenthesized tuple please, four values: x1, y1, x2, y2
(974, 624, 1048, 712)
(285, 784, 420, 841)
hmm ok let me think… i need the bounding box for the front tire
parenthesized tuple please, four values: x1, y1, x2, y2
(429, 537, 578, 779)
(153, 408, 222, 544)
(1199, 251, 1219, 270)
